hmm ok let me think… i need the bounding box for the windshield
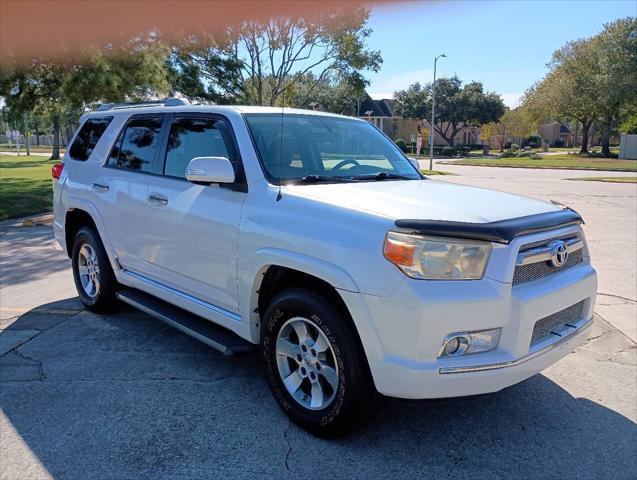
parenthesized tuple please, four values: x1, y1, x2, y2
(243, 114, 421, 184)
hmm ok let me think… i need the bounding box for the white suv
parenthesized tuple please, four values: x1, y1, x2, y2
(53, 99, 597, 437)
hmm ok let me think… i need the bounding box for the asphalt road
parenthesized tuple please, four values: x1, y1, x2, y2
(1, 166, 636, 479)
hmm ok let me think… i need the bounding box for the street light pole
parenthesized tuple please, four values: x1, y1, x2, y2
(429, 53, 446, 171)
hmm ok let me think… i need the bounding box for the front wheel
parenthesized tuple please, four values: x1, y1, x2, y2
(262, 288, 376, 437)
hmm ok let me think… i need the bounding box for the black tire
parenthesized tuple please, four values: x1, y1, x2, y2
(71, 226, 119, 312)
(262, 288, 376, 438)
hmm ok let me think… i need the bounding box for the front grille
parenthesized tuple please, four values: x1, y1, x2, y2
(530, 301, 585, 347)
(513, 234, 583, 285)
(513, 249, 583, 285)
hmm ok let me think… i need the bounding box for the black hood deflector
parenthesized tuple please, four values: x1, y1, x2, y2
(395, 208, 583, 244)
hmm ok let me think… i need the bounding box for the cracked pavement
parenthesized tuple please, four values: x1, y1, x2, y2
(2, 164, 637, 479)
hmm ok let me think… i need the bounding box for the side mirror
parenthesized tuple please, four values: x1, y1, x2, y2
(185, 157, 235, 185)
(407, 157, 420, 170)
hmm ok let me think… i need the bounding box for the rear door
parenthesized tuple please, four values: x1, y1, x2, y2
(91, 114, 168, 274)
(143, 114, 247, 315)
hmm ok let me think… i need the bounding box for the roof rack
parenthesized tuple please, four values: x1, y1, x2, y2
(96, 97, 190, 111)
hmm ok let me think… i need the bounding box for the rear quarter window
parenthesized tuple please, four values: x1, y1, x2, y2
(68, 117, 113, 161)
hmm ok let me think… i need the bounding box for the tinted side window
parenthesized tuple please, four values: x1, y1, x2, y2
(107, 116, 163, 173)
(68, 117, 113, 161)
(164, 117, 235, 178)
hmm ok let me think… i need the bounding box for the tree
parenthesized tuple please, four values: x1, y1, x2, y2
(590, 18, 637, 155)
(284, 72, 366, 114)
(1, 39, 171, 159)
(174, 8, 381, 106)
(166, 38, 244, 103)
(522, 17, 637, 155)
(480, 122, 498, 148)
(479, 108, 535, 152)
(394, 76, 505, 146)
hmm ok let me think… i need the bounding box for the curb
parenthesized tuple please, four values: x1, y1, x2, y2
(0, 212, 54, 228)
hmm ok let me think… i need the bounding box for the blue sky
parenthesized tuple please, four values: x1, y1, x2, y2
(365, 0, 636, 107)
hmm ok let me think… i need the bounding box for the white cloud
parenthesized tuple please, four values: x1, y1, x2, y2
(501, 93, 522, 109)
(368, 69, 434, 99)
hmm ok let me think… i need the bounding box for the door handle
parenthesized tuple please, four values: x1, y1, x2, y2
(92, 183, 109, 192)
(148, 193, 168, 206)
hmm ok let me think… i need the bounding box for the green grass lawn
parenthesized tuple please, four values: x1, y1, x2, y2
(421, 169, 456, 176)
(0, 155, 56, 220)
(441, 155, 636, 172)
(567, 176, 637, 183)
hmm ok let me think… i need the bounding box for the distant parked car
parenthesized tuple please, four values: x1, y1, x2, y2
(52, 99, 597, 437)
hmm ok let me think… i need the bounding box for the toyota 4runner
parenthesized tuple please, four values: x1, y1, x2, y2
(53, 99, 597, 437)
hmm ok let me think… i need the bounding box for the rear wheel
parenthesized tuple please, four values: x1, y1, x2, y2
(71, 227, 119, 312)
(262, 288, 376, 438)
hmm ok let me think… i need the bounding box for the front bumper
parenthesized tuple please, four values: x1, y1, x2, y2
(341, 249, 597, 399)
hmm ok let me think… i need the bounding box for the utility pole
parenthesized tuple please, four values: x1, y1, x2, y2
(429, 53, 446, 171)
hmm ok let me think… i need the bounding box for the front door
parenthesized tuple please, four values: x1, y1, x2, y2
(144, 114, 247, 316)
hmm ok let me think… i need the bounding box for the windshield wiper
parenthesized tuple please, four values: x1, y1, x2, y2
(291, 175, 355, 184)
(356, 172, 416, 181)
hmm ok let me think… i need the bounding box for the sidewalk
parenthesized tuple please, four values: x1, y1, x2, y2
(0, 151, 53, 157)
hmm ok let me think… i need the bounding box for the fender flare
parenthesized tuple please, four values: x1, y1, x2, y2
(251, 247, 360, 293)
(65, 196, 118, 269)
(241, 247, 360, 342)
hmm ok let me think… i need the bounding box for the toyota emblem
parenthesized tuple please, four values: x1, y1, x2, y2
(549, 240, 569, 267)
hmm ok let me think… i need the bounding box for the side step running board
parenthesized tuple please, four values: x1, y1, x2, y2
(116, 289, 255, 356)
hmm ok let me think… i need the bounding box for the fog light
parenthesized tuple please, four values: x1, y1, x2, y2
(443, 337, 460, 355)
(438, 328, 501, 358)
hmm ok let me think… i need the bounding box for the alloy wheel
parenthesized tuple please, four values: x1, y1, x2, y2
(78, 243, 101, 298)
(275, 316, 339, 410)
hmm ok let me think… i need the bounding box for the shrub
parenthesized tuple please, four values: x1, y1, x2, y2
(553, 139, 565, 147)
(526, 135, 542, 148)
(394, 138, 407, 152)
(500, 150, 517, 158)
(431, 145, 471, 157)
(510, 143, 519, 151)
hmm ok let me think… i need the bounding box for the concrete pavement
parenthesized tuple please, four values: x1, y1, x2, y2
(1, 165, 636, 479)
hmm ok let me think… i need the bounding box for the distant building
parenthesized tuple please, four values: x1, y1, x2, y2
(538, 122, 576, 147)
(357, 94, 480, 146)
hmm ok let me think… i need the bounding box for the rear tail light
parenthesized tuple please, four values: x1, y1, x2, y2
(51, 162, 64, 180)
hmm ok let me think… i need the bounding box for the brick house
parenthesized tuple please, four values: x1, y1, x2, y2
(357, 94, 480, 146)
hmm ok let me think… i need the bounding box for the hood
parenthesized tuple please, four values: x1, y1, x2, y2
(283, 178, 560, 223)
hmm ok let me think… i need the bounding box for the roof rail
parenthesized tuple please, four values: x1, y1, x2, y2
(96, 97, 190, 111)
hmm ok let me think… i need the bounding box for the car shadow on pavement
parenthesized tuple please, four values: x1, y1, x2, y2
(1, 298, 636, 479)
(0, 225, 71, 289)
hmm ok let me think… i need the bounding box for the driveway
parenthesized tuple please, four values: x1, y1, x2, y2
(1, 168, 637, 479)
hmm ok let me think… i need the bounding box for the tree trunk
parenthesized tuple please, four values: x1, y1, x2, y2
(580, 120, 591, 155)
(600, 116, 612, 157)
(51, 115, 61, 160)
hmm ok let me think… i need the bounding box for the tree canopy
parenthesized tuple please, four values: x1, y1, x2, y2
(523, 17, 636, 154)
(1, 39, 171, 159)
(394, 76, 505, 146)
(169, 8, 381, 106)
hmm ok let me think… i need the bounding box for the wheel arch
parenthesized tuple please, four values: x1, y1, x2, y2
(63, 202, 118, 275)
(65, 208, 99, 257)
(251, 263, 377, 395)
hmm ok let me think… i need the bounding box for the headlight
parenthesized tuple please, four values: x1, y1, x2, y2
(383, 231, 492, 280)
